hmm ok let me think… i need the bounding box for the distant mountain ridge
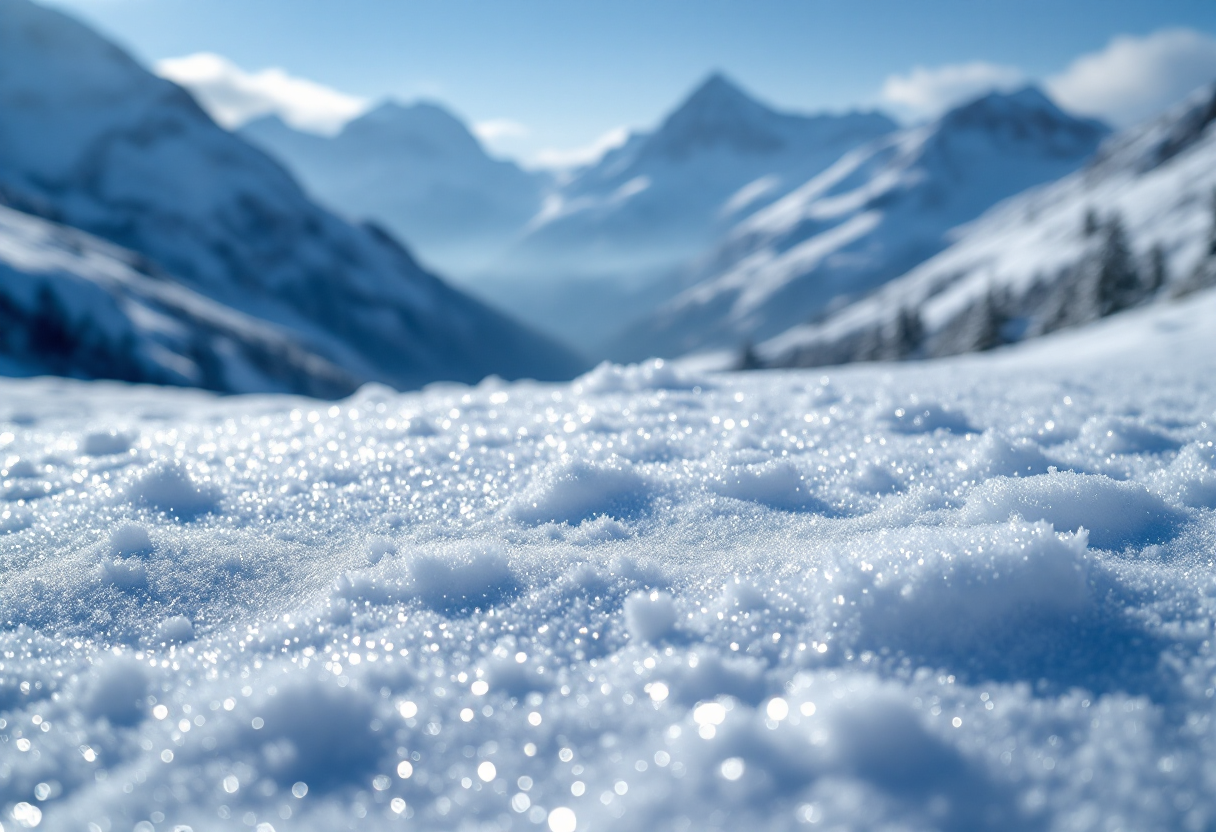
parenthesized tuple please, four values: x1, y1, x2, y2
(0, 0, 585, 393)
(756, 82, 1216, 369)
(241, 101, 550, 278)
(611, 86, 1109, 361)
(477, 73, 898, 348)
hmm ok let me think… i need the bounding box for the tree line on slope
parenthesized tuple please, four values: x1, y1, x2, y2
(751, 192, 1216, 370)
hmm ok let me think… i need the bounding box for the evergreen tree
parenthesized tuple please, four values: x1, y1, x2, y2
(29, 284, 77, 363)
(1094, 214, 1140, 316)
(734, 340, 762, 371)
(1170, 192, 1216, 297)
(1082, 208, 1100, 237)
(883, 306, 924, 359)
(1208, 187, 1216, 257)
(852, 323, 883, 363)
(967, 287, 1006, 352)
(1144, 244, 1167, 296)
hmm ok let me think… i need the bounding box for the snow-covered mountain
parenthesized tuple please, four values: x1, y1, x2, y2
(479, 74, 897, 348)
(614, 88, 1109, 361)
(759, 83, 1216, 368)
(0, 0, 584, 391)
(241, 103, 550, 278)
(0, 203, 364, 395)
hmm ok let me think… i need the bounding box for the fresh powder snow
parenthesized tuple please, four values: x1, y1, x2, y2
(3, 286, 1216, 831)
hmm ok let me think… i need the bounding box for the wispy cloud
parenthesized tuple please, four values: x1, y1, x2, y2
(530, 126, 631, 171)
(472, 119, 531, 156)
(473, 119, 530, 142)
(880, 29, 1216, 129)
(155, 52, 367, 134)
(881, 62, 1026, 121)
(1047, 29, 1216, 127)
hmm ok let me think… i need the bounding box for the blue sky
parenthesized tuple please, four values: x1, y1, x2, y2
(46, 0, 1216, 167)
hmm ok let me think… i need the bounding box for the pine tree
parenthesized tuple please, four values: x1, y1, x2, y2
(1171, 190, 1216, 297)
(883, 307, 924, 359)
(1094, 214, 1140, 316)
(967, 287, 1006, 352)
(1144, 244, 1167, 295)
(852, 323, 883, 362)
(734, 340, 762, 371)
(29, 284, 77, 363)
(1083, 208, 1101, 238)
(1207, 187, 1216, 257)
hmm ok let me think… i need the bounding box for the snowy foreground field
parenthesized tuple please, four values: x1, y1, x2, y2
(3, 293, 1216, 832)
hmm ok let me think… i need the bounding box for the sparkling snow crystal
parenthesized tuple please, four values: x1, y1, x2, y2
(3, 294, 1216, 831)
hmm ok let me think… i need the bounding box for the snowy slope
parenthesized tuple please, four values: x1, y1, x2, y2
(617, 88, 1108, 361)
(480, 75, 896, 348)
(241, 104, 551, 279)
(4, 286, 1216, 830)
(760, 83, 1216, 368)
(0, 203, 363, 396)
(0, 0, 585, 389)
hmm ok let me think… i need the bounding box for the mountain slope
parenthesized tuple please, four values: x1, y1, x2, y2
(479, 74, 897, 348)
(0, 203, 360, 395)
(0, 0, 584, 390)
(615, 87, 1108, 360)
(241, 103, 550, 278)
(759, 83, 1216, 368)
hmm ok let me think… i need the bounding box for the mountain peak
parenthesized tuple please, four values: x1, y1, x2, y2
(348, 99, 465, 132)
(644, 72, 793, 160)
(682, 72, 758, 110)
(936, 84, 1109, 148)
(943, 85, 1104, 129)
(339, 99, 482, 155)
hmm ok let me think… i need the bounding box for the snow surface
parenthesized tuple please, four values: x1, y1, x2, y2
(4, 286, 1216, 831)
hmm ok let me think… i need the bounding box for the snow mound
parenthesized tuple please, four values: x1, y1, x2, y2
(511, 459, 652, 525)
(1077, 415, 1181, 455)
(409, 542, 520, 614)
(961, 470, 1184, 549)
(963, 430, 1053, 479)
(108, 522, 153, 557)
(709, 460, 827, 512)
(81, 429, 134, 457)
(855, 521, 1092, 653)
(123, 461, 220, 518)
(624, 590, 679, 643)
(883, 400, 975, 435)
(571, 359, 704, 395)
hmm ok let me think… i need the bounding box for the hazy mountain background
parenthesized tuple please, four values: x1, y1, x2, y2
(0, 0, 585, 394)
(3, 0, 1216, 392)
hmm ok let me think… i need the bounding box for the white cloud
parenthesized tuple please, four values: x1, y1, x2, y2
(472, 119, 530, 142)
(1047, 29, 1216, 127)
(881, 62, 1027, 121)
(155, 52, 367, 135)
(530, 126, 631, 171)
(472, 119, 531, 155)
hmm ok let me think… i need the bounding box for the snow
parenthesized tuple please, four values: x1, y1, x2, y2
(0, 0, 583, 392)
(759, 84, 1216, 368)
(477, 74, 896, 349)
(616, 87, 1108, 361)
(241, 104, 550, 280)
(0, 204, 365, 396)
(3, 286, 1216, 831)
